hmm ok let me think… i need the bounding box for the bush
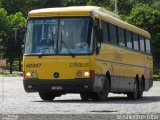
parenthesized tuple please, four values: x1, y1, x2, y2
(153, 69, 160, 80)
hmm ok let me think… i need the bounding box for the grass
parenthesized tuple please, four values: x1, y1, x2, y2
(0, 59, 23, 77)
(0, 71, 22, 77)
(153, 68, 160, 80)
(153, 76, 160, 81)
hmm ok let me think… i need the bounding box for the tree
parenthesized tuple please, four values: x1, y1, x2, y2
(152, 1, 160, 10)
(0, 0, 46, 16)
(102, 0, 156, 16)
(111, 0, 134, 15)
(62, 0, 88, 6)
(44, 0, 63, 7)
(0, 8, 8, 58)
(0, 0, 65, 16)
(133, 0, 155, 5)
(2, 12, 26, 73)
(87, 0, 109, 6)
(126, 5, 160, 67)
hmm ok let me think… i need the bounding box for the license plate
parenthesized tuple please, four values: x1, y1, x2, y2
(51, 86, 63, 90)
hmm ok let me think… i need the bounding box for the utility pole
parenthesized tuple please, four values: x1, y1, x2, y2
(115, 0, 118, 14)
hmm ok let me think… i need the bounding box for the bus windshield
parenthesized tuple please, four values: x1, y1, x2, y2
(24, 17, 93, 55)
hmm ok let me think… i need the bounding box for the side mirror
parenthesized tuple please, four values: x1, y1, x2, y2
(97, 28, 103, 43)
(96, 42, 101, 55)
(15, 28, 20, 43)
(95, 26, 103, 43)
(95, 28, 103, 55)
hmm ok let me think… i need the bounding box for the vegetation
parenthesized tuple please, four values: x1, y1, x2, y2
(0, 71, 22, 77)
(126, 5, 160, 67)
(0, 0, 160, 76)
(0, 8, 26, 73)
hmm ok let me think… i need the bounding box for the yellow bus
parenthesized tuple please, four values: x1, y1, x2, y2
(22, 6, 153, 101)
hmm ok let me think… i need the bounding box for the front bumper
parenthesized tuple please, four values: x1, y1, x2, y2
(23, 78, 94, 93)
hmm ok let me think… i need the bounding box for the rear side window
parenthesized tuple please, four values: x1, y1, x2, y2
(102, 21, 109, 43)
(139, 35, 145, 52)
(118, 27, 125, 46)
(145, 38, 151, 53)
(133, 33, 139, 50)
(109, 23, 117, 44)
(126, 30, 133, 48)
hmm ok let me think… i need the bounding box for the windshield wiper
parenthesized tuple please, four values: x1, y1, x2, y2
(60, 32, 75, 57)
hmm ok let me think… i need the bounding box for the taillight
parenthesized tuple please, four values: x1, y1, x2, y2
(90, 70, 95, 79)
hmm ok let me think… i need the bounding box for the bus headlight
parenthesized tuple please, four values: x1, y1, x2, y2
(26, 72, 31, 77)
(25, 72, 37, 78)
(77, 71, 90, 78)
(84, 71, 90, 77)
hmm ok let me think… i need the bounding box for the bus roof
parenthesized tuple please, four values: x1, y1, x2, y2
(28, 6, 151, 38)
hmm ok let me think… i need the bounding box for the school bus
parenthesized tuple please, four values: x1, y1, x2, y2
(22, 6, 153, 101)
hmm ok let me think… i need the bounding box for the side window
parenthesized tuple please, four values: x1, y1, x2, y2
(118, 27, 125, 46)
(109, 23, 117, 44)
(126, 30, 133, 48)
(133, 33, 139, 50)
(139, 35, 145, 52)
(145, 38, 151, 53)
(101, 21, 109, 43)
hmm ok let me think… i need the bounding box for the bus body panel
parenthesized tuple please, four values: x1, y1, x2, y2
(95, 43, 153, 93)
(23, 55, 98, 93)
(23, 56, 93, 80)
(23, 78, 95, 93)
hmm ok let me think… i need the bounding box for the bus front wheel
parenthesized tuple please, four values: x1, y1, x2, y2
(80, 93, 90, 101)
(92, 76, 109, 101)
(39, 92, 55, 101)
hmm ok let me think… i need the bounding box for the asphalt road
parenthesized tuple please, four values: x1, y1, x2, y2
(0, 77, 160, 120)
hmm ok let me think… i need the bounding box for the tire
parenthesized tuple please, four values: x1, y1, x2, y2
(91, 92, 109, 101)
(138, 79, 144, 98)
(92, 76, 109, 101)
(80, 93, 90, 101)
(39, 92, 55, 101)
(127, 80, 138, 100)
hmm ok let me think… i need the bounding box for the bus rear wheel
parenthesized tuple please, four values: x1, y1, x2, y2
(39, 92, 55, 101)
(138, 79, 144, 98)
(127, 80, 138, 100)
